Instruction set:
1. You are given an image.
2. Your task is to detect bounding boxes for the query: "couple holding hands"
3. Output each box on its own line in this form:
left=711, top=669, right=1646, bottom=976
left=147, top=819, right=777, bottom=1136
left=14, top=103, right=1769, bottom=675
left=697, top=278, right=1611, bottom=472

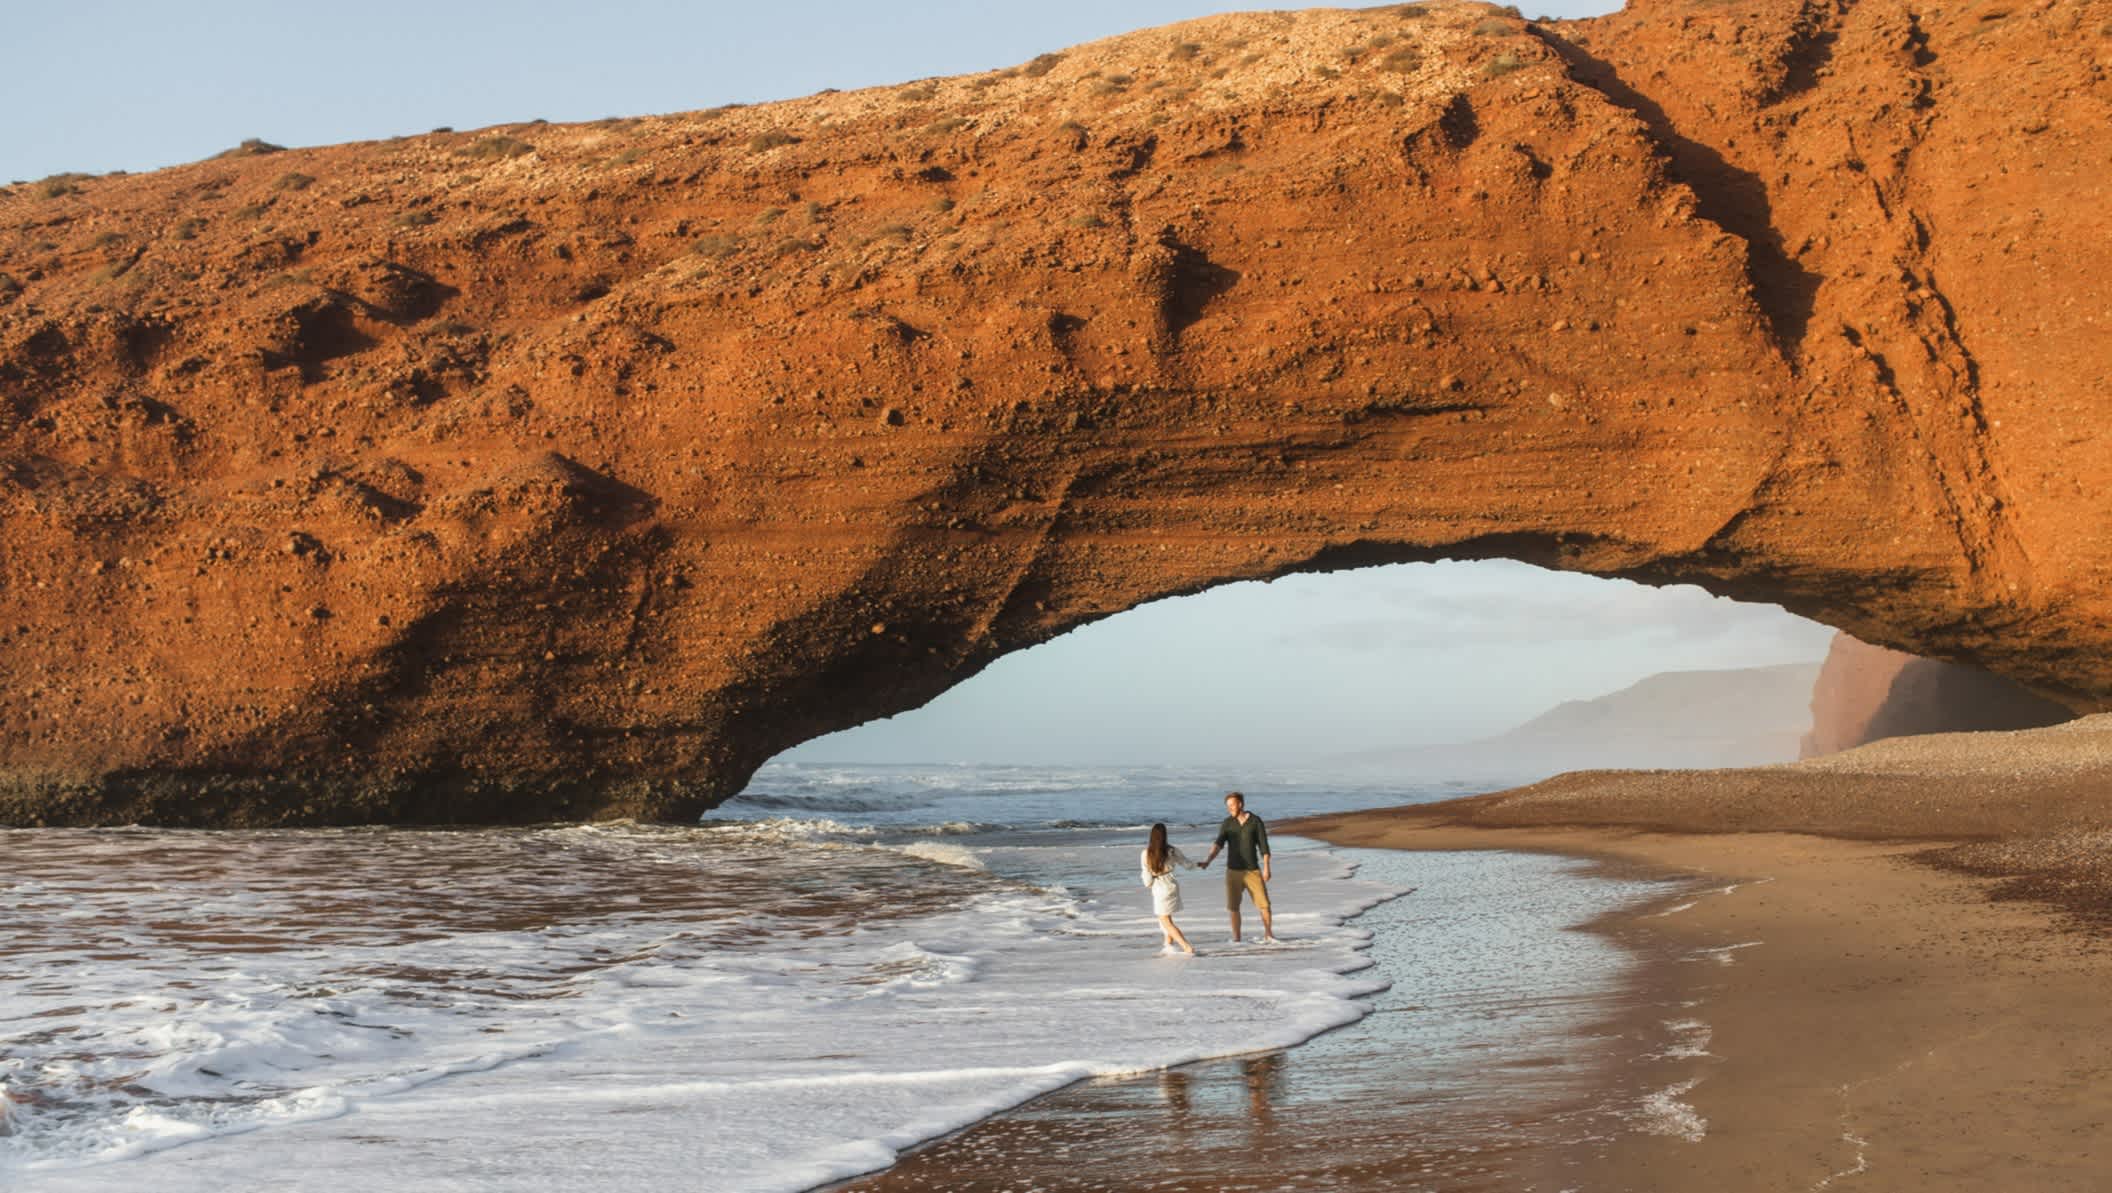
left=1140, top=791, right=1274, bottom=956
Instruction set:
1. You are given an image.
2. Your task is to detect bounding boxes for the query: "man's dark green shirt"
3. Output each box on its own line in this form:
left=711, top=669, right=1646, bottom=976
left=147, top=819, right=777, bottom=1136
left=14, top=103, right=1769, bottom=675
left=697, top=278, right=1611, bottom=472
left=1216, top=814, right=1270, bottom=871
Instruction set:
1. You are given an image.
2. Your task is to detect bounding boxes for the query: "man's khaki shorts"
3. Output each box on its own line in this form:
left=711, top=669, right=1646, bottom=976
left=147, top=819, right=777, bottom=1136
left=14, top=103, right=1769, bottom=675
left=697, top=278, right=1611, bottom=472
left=1225, top=867, right=1270, bottom=912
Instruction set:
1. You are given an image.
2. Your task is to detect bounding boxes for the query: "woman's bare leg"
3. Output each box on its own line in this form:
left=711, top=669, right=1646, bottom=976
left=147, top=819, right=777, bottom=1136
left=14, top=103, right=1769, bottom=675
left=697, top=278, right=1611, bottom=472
left=1161, top=915, right=1195, bottom=955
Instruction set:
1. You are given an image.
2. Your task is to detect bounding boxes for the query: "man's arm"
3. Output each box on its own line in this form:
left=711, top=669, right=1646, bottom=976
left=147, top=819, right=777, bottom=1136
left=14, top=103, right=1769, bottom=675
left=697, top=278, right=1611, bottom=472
left=1203, top=823, right=1226, bottom=868
left=1258, top=819, right=1271, bottom=882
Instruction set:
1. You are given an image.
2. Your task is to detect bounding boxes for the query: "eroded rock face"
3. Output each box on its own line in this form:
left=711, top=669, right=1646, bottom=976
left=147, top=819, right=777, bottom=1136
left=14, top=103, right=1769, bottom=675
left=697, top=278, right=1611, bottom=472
left=2, top=1, right=2106, bottom=825
left=1801, top=633, right=2076, bottom=758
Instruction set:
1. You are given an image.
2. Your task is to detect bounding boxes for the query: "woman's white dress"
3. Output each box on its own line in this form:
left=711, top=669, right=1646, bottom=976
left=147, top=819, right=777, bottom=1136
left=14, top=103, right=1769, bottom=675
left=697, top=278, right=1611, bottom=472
left=1141, top=846, right=1201, bottom=916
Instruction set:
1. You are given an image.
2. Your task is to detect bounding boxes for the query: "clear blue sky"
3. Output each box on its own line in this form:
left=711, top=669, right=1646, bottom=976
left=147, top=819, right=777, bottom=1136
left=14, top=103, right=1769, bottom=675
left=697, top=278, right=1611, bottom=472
left=5, top=1, right=1621, bottom=183
left=15, top=2, right=1822, bottom=769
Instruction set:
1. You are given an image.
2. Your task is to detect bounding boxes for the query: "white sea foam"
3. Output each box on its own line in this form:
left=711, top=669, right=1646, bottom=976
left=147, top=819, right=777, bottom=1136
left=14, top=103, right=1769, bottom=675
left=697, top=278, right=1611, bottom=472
left=1638, top=1078, right=1709, bottom=1143
left=1687, top=941, right=1765, bottom=966
left=1658, top=1018, right=1715, bottom=1059
left=1, top=825, right=1398, bottom=1193
left=895, top=841, right=987, bottom=871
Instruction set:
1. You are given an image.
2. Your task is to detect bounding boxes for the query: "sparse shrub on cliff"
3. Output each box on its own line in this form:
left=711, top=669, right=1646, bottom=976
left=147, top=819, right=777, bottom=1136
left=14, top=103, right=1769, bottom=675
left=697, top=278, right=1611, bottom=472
left=871, top=223, right=915, bottom=244
left=692, top=233, right=743, bottom=259
left=1070, top=213, right=1108, bottom=229
left=91, top=231, right=127, bottom=250
left=274, top=171, right=315, bottom=192
left=930, top=197, right=956, bottom=214
left=171, top=216, right=206, bottom=240
left=0, top=273, right=22, bottom=303
left=1473, top=18, right=1515, bottom=35
left=1170, top=41, right=1203, bottom=61
left=36, top=172, right=92, bottom=199
left=215, top=138, right=285, bottom=159
left=393, top=209, right=438, bottom=228
left=1393, top=3, right=1431, bottom=16
left=773, top=237, right=821, bottom=258
left=1482, top=52, right=1527, bottom=77
left=1314, top=65, right=1341, bottom=80
left=231, top=202, right=270, bottom=221
left=922, top=116, right=971, bottom=136
left=755, top=206, right=786, bottom=226
left=1380, top=46, right=1424, bottom=72
left=1023, top=52, right=1065, bottom=77
left=898, top=83, right=938, bottom=102
left=460, top=136, right=534, bottom=160
left=747, top=130, right=798, bottom=152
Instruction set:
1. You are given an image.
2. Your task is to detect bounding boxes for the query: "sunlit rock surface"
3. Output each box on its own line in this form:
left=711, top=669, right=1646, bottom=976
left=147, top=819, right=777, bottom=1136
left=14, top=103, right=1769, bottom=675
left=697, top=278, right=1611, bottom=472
left=1801, top=633, right=2076, bottom=758
left=2, top=0, right=2106, bottom=824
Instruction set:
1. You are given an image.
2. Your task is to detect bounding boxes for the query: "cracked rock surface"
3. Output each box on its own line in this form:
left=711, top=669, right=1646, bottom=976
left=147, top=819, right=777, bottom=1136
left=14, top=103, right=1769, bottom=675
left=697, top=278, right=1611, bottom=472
left=1, top=0, right=2105, bottom=825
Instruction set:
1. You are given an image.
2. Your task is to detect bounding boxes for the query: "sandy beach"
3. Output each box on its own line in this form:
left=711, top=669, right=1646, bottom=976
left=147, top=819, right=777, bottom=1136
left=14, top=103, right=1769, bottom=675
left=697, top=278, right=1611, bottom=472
left=1286, top=718, right=2112, bottom=1190
left=1294, top=822, right=2111, bottom=1191
left=848, top=718, right=2112, bottom=1191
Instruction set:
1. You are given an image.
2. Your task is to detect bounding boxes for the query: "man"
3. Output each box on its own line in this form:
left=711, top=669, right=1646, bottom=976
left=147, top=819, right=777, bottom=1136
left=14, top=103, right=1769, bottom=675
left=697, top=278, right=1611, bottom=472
left=1201, top=790, right=1274, bottom=943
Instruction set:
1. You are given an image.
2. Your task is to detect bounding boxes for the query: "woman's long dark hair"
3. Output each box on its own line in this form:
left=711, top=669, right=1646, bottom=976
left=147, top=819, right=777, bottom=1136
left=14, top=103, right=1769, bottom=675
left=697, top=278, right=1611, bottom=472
left=1146, top=823, right=1171, bottom=876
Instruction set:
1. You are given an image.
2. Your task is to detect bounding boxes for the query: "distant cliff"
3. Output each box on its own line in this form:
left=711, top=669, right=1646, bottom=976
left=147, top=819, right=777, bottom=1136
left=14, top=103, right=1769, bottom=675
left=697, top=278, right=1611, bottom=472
left=1350, top=662, right=1823, bottom=780
left=1802, top=634, right=2075, bottom=758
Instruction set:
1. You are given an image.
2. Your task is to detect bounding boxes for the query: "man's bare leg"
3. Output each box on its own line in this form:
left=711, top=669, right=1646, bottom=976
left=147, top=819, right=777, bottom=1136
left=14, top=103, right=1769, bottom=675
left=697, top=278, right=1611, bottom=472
left=1260, top=906, right=1275, bottom=942
left=1228, top=907, right=1242, bottom=943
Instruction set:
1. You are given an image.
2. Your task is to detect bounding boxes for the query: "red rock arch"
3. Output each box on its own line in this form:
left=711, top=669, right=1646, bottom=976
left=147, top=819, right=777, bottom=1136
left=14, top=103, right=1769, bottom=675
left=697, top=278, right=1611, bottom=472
left=1, top=1, right=2104, bottom=824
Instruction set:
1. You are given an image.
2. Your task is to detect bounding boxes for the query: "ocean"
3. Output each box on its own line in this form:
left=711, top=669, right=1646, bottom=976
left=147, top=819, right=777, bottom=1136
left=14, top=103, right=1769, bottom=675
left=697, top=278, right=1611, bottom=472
left=0, top=763, right=1685, bottom=1191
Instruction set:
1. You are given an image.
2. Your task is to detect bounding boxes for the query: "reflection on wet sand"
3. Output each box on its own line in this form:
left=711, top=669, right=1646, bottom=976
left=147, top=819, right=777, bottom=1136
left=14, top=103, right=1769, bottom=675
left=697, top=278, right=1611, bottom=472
left=842, top=848, right=1693, bottom=1193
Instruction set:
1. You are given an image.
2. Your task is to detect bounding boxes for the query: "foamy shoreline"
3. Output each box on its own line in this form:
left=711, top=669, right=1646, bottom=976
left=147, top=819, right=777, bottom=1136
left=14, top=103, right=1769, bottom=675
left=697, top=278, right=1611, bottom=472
left=851, top=719, right=2112, bottom=1190
left=837, top=843, right=1702, bottom=1191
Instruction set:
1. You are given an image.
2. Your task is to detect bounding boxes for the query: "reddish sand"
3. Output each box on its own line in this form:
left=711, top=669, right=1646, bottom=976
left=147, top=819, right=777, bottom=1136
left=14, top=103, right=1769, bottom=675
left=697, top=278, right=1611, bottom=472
left=1282, top=824, right=2112, bottom=1191
left=845, top=720, right=2112, bottom=1190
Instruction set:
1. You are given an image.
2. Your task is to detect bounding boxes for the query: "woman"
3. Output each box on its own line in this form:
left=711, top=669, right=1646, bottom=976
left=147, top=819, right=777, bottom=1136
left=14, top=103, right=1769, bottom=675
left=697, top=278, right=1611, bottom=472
left=1140, top=822, right=1203, bottom=956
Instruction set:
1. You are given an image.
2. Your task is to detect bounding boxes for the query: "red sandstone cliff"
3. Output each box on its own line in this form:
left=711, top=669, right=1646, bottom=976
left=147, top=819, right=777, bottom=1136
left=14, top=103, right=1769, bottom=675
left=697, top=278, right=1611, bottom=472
left=1, top=1, right=2106, bottom=825
left=1801, top=632, right=2075, bottom=757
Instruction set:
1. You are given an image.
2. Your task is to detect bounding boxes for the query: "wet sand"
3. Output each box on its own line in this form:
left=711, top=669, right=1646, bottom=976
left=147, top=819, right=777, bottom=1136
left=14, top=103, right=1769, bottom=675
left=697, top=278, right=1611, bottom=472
left=1293, top=822, right=2112, bottom=1191
left=837, top=719, right=2112, bottom=1191
left=1291, top=720, right=2112, bottom=1190
left=838, top=845, right=1702, bottom=1192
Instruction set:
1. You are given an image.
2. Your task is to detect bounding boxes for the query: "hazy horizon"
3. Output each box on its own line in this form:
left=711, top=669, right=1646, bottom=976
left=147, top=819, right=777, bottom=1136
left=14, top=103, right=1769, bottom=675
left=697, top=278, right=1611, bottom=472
left=782, top=560, right=1837, bottom=768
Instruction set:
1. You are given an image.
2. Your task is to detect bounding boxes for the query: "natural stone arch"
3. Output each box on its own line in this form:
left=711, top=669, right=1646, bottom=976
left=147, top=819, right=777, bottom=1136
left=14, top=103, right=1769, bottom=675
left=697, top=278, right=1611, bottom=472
left=1, top=1, right=2104, bottom=825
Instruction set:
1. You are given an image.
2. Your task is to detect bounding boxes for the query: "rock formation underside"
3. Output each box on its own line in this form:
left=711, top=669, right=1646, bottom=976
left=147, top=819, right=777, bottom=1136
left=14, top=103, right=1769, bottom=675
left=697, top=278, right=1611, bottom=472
left=2, top=0, right=2106, bottom=825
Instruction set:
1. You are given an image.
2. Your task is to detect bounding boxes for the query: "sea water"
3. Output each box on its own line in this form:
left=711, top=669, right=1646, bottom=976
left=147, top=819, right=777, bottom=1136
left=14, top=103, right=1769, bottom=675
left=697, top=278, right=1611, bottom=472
left=0, top=763, right=1663, bottom=1192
